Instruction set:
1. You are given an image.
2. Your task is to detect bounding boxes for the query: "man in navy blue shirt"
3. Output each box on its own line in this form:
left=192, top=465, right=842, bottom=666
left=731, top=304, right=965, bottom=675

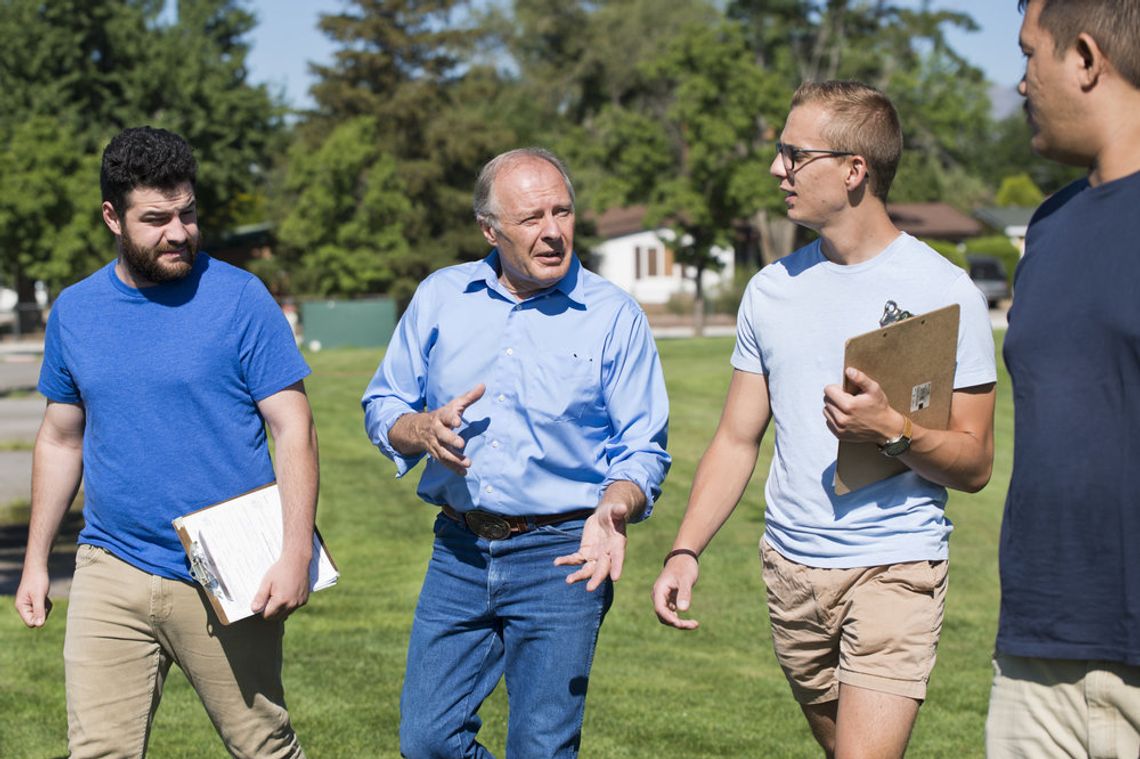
left=987, top=3, right=1140, bottom=756
left=362, top=148, right=670, bottom=758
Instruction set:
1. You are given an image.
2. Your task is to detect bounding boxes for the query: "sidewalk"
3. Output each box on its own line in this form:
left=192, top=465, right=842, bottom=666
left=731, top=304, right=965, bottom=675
left=0, top=344, right=76, bottom=599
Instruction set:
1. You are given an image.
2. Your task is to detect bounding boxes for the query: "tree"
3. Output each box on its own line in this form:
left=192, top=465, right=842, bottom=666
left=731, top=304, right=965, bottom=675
left=982, top=113, right=1085, bottom=196
left=138, top=0, right=286, bottom=236
left=727, top=1, right=996, bottom=248
left=0, top=118, right=104, bottom=331
left=994, top=173, right=1045, bottom=208
left=574, top=20, right=779, bottom=334
left=0, top=0, right=284, bottom=327
left=277, top=0, right=523, bottom=298
left=273, top=118, right=419, bottom=300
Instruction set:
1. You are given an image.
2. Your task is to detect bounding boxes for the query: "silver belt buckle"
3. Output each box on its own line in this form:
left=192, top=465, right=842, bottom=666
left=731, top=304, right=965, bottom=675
left=464, top=510, right=512, bottom=540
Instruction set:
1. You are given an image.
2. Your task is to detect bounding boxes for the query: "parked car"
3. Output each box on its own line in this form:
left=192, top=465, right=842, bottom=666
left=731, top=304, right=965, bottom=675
left=966, top=254, right=1011, bottom=308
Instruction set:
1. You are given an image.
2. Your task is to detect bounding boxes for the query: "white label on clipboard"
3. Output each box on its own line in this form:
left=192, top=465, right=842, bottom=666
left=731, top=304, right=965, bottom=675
left=911, top=382, right=933, bottom=411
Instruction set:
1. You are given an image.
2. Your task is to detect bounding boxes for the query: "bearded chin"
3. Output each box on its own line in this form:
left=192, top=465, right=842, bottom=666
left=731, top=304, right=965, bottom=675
left=120, top=234, right=198, bottom=285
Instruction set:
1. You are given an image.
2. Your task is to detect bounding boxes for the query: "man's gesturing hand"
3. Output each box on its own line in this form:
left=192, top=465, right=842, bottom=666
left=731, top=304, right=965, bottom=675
left=554, top=501, right=630, bottom=592
left=399, top=384, right=486, bottom=475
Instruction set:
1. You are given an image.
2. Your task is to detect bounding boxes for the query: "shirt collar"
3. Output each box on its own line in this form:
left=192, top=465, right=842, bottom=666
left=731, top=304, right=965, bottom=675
left=466, top=250, right=586, bottom=305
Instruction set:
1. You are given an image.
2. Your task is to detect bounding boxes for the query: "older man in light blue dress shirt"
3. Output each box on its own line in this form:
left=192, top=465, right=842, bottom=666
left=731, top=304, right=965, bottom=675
left=362, top=147, right=670, bottom=758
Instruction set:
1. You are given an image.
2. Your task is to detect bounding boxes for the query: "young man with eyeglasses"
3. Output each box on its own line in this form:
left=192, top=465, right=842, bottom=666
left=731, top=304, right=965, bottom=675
left=652, top=80, right=996, bottom=758
left=985, top=2, right=1140, bottom=756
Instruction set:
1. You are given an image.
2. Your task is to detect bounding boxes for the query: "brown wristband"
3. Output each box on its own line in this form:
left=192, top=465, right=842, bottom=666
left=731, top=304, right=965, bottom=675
left=663, top=548, right=699, bottom=567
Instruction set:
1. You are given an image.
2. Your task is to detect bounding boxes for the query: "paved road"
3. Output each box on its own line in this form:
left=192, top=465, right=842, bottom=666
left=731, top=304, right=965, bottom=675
left=0, top=349, right=69, bottom=599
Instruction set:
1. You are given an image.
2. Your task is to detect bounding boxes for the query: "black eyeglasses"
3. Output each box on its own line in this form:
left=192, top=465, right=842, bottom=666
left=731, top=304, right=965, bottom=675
left=775, top=142, right=855, bottom=175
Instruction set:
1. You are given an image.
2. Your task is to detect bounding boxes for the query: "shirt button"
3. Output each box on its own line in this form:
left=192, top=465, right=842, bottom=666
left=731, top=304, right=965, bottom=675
left=497, top=394, right=506, bottom=402
left=505, top=348, right=514, bottom=356
left=491, top=440, right=500, bottom=449
left=485, top=485, right=494, bottom=494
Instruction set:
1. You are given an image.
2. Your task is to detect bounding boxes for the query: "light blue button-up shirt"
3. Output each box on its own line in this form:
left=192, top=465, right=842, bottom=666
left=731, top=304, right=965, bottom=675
left=362, top=251, right=670, bottom=519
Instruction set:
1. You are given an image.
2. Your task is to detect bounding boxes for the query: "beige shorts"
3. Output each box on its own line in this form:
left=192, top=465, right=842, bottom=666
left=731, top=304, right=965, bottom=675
left=760, top=538, right=947, bottom=704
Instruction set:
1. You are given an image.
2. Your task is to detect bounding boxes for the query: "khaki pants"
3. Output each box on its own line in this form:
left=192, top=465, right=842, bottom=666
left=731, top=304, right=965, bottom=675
left=986, top=653, right=1140, bottom=759
left=64, top=544, right=305, bottom=759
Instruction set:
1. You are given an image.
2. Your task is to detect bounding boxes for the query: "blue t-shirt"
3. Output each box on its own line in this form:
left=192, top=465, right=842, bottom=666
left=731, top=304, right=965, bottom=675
left=998, top=170, right=1140, bottom=665
left=732, top=233, right=996, bottom=568
left=38, top=255, right=310, bottom=582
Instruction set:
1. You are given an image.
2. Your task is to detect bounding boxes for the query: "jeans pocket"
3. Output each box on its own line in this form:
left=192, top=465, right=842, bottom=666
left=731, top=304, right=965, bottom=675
left=534, top=521, right=586, bottom=542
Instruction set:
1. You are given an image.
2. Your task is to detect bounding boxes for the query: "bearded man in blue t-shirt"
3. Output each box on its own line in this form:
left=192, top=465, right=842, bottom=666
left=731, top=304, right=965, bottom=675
left=986, top=3, right=1140, bottom=756
left=14, top=127, right=318, bottom=758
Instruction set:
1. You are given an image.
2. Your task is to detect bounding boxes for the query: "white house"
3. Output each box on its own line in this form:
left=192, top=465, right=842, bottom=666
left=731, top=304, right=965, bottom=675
left=589, top=205, right=734, bottom=306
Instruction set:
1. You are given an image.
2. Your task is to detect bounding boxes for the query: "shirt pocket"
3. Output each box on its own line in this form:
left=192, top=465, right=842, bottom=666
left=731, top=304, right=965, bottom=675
left=522, top=349, right=601, bottom=422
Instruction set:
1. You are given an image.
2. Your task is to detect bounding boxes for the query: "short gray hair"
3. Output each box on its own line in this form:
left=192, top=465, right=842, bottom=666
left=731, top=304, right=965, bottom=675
left=473, top=148, right=576, bottom=229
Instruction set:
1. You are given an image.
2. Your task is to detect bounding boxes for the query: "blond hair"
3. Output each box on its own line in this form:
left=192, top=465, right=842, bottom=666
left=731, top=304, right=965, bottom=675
left=790, top=81, right=903, bottom=201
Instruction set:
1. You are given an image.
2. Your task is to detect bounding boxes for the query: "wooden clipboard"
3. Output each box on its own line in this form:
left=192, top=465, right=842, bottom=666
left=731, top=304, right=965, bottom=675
left=833, top=304, right=960, bottom=495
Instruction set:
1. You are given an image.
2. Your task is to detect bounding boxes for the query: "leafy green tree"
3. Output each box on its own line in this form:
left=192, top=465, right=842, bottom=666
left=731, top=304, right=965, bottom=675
left=728, top=1, right=995, bottom=236
left=138, top=0, right=286, bottom=236
left=0, top=0, right=283, bottom=326
left=274, top=118, right=420, bottom=300
left=575, top=21, right=779, bottom=333
left=983, top=114, right=1084, bottom=195
left=280, top=0, right=523, bottom=298
left=0, top=118, right=105, bottom=330
left=994, top=173, right=1045, bottom=208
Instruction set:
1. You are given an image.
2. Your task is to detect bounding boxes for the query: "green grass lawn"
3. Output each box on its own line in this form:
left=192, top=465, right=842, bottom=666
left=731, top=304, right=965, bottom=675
left=0, top=335, right=1011, bottom=758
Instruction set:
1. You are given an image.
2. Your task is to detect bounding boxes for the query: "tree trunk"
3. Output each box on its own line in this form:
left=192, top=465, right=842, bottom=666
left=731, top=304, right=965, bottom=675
left=753, top=209, right=797, bottom=266
left=692, top=264, right=706, bottom=337
left=14, top=273, right=43, bottom=336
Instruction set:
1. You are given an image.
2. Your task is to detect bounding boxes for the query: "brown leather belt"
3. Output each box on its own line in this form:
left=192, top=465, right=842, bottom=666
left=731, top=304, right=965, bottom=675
left=441, top=504, right=594, bottom=541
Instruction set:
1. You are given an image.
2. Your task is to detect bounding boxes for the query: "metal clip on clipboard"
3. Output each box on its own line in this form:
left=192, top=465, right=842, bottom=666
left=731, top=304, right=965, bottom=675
left=188, top=536, right=231, bottom=601
left=879, top=300, right=914, bottom=327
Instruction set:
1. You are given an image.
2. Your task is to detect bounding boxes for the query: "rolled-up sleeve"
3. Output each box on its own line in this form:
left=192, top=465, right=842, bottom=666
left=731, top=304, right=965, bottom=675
left=362, top=292, right=433, bottom=477
left=600, top=307, right=670, bottom=520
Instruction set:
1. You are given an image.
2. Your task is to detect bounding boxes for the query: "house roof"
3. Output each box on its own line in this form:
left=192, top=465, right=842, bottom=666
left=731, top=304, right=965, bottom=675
left=974, top=206, right=1036, bottom=233
left=590, top=205, right=650, bottom=239
left=591, top=201, right=987, bottom=243
left=886, top=202, right=984, bottom=241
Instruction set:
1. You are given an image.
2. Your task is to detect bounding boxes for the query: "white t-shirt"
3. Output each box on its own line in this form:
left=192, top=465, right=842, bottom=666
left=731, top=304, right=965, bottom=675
left=732, top=233, right=996, bottom=568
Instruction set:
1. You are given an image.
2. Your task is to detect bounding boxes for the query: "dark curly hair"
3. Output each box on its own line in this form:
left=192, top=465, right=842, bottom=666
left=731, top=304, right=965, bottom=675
left=100, top=126, right=198, bottom=216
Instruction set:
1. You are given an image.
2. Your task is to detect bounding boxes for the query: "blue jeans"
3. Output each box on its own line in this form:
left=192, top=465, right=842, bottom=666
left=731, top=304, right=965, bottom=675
left=399, top=513, right=613, bottom=758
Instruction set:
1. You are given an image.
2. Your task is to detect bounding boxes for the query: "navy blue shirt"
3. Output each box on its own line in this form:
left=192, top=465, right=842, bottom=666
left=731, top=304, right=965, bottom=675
left=999, top=171, right=1140, bottom=664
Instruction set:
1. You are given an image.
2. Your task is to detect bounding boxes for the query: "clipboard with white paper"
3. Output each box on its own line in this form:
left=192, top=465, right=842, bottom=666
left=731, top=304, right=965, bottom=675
left=833, top=303, right=960, bottom=495
left=172, top=483, right=339, bottom=624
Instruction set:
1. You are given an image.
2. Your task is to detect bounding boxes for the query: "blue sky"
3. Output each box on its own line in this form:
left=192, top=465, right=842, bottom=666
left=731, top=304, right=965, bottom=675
left=244, top=0, right=1027, bottom=112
